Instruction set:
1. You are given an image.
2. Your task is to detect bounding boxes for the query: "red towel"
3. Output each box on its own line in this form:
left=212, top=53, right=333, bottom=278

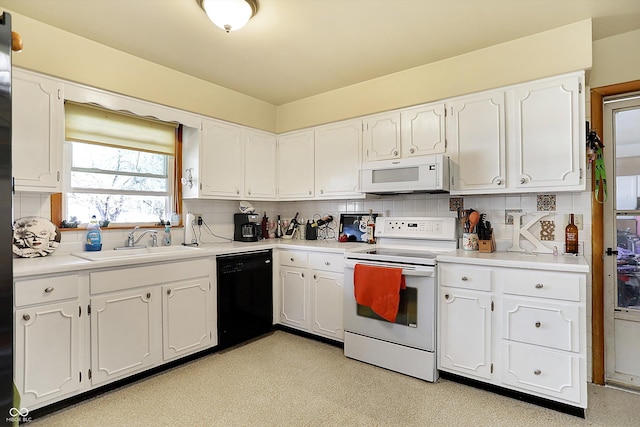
left=354, top=264, right=405, bottom=322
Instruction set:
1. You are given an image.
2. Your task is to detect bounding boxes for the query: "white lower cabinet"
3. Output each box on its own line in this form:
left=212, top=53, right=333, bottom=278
left=438, top=260, right=587, bottom=409
left=90, top=286, right=162, bottom=386
left=14, top=274, right=83, bottom=410
left=278, top=249, right=344, bottom=341
left=14, top=258, right=215, bottom=411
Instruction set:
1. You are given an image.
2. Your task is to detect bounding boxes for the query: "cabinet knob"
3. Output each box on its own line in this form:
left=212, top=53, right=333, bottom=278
left=535, top=321, right=541, bottom=328
left=23, top=314, right=30, bottom=321
left=535, top=283, right=544, bottom=289
left=534, top=369, right=542, bottom=375
left=44, top=286, right=54, bottom=293
left=167, top=289, right=172, bottom=295
left=313, top=274, right=317, bottom=280
left=520, top=177, right=526, bottom=184
left=290, top=257, right=294, bottom=262
left=461, top=276, right=468, bottom=281
left=320, top=189, right=324, bottom=194
left=496, top=179, right=502, bottom=185
left=325, top=261, right=330, bottom=266
left=247, top=190, right=251, bottom=195
left=444, top=294, right=450, bottom=300
left=393, top=150, right=399, bottom=156
left=301, top=273, right=304, bottom=278
left=146, top=292, right=151, bottom=299
left=236, top=189, right=240, bottom=195
left=308, top=190, right=312, bottom=195
left=409, top=147, right=415, bottom=154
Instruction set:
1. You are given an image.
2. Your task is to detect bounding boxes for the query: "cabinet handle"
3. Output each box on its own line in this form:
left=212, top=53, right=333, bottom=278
left=409, top=147, right=415, bottom=154
left=520, top=177, right=526, bottom=184
left=535, top=321, right=541, bottom=328
left=535, top=283, right=544, bottom=289
left=444, top=294, right=450, bottom=300
left=167, top=289, right=172, bottom=295
left=393, top=150, right=399, bottom=156
left=146, top=292, right=151, bottom=299
left=23, top=314, right=30, bottom=321
left=313, top=274, right=317, bottom=280
left=301, top=273, right=304, bottom=278
left=534, top=369, right=542, bottom=375
left=44, top=286, right=54, bottom=293
left=461, top=276, right=468, bottom=281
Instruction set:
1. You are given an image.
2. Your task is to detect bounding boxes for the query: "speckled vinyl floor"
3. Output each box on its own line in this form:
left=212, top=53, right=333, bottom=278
left=32, top=331, right=640, bottom=426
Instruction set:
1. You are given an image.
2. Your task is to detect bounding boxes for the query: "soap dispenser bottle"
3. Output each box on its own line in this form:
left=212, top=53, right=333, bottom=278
left=85, top=215, right=102, bottom=251
left=163, top=221, right=171, bottom=246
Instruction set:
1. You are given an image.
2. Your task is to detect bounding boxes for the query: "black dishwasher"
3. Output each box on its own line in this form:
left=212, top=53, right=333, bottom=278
left=216, top=250, right=273, bottom=348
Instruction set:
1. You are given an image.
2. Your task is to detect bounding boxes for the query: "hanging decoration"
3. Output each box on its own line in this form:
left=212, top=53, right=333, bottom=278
left=587, top=128, right=607, bottom=203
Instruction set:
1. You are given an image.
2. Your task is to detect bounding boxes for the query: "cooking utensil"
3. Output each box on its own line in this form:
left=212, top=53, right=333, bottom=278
left=468, top=211, right=480, bottom=233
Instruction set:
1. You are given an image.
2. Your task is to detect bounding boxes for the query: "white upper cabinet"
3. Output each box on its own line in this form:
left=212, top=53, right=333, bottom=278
left=363, top=112, right=401, bottom=162
left=12, top=68, right=64, bottom=192
left=200, top=119, right=244, bottom=199
left=314, top=120, right=363, bottom=198
left=244, top=129, right=277, bottom=200
left=277, top=130, right=315, bottom=199
left=400, top=103, right=446, bottom=157
left=447, top=90, right=507, bottom=193
left=449, top=71, right=585, bottom=195
left=511, top=74, right=584, bottom=191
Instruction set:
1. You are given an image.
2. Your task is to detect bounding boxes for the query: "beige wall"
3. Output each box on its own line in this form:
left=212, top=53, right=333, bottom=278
left=590, top=29, right=640, bottom=89
left=6, top=9, right=278, bottom=132
left=276, top=19, right=593, bottom=133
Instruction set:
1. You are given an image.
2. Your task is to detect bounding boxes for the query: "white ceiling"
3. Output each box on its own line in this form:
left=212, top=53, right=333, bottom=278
left=1, top=0, right=640, bottom=106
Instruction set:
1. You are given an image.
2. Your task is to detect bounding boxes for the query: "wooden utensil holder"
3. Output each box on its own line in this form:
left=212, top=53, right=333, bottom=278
left=478, top=234, right=496, bottom=253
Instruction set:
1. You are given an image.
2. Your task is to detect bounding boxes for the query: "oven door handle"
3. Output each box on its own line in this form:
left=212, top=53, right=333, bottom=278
left=401, top=269, right=434, bottom=277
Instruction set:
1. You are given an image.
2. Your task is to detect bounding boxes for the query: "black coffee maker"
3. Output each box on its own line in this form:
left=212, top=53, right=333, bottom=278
left=234, top=213, right=261, bottom=242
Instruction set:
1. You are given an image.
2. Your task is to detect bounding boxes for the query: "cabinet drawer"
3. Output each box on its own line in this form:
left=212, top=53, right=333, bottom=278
left=501, top=270, right=582, bottom=301
left=502, top=342, right=581, bottom=404
left=308, top=252, right=344, bottom=273
left=438, top=264, right=492, bottom=291
left=502, top=297, right=579, bottom=352
left=279, top=250, right=308, bottom=267
left=15, top=275, right=79, bottom=306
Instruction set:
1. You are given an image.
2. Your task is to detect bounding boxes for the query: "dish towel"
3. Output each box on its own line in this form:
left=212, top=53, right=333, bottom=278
left=354, top=264, right=405, bottom=322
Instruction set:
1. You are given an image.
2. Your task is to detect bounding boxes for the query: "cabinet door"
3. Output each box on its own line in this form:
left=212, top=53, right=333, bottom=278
left=200, top=119, right=244, bottom=198
left=162, top=279, right=212, bottom=361
left=439, top=286, right=493, bottom=380
left=244, top=129, right=277, bottom=200
left=314, top=120, right=362, bottom=198
left=512, top=74, right=584, bottom=190
left=12, top=69, right=63, bottom=192
left=401, top=103, right=446, bottom=157
left=448, top=91, right=506, bottom=193
left=90, top=287, right=162, bottom=385
left=363, top=112, right=401, bottom=161
left=14, top=300, right=81, bottom=408
left=277, top=130, right=314, bottom=199
left=280, top=266, right=310, bottom=330
left=311, top=270, right=343, bottom=341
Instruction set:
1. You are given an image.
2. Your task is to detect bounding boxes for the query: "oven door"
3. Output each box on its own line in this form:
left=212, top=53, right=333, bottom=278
left=343, top=259, right=436, bottom=351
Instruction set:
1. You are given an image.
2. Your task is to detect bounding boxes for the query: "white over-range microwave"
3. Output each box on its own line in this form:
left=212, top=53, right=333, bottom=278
left=360, top=154, right=450, bottom=194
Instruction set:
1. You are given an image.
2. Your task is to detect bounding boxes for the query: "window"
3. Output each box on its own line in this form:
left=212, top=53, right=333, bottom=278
left=60, top=102, right=179, bottom=227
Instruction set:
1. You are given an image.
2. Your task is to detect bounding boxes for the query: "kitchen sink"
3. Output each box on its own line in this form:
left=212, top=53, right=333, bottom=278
left=72, top=245, right=203, bottom=261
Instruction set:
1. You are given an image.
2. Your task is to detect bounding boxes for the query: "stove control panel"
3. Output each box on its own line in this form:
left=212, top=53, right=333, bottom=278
left=375, top=217, right=457, bottom=240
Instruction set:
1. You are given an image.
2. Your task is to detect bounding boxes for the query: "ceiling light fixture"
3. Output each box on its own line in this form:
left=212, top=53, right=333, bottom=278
left=198, top=0, right=258, bottom=33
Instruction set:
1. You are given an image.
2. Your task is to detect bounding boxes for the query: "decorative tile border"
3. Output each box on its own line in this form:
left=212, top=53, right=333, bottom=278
left=537, top=194, right=556, bottom=211
left=449, top=197, right=464, bottom=211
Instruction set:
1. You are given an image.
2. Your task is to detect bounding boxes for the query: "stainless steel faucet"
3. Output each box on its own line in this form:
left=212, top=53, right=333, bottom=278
left=126, top=226, right=159, bottom=248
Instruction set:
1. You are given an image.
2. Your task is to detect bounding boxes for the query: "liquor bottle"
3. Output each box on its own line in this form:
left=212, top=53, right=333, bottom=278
left=366, top=209, right=376, bottom=244
left=565, top=213, right=579, bottom=254
left=276, top=215, right=283, bottom=238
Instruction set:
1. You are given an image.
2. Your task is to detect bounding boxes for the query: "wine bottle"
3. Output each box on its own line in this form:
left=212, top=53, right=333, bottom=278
left=284, top=212, right=299, bottom=237
left=366, top=209, right=376, bottom=244
left=565, top=213, right=579, bottom=254
left=276, top=215, right=283, bottom=238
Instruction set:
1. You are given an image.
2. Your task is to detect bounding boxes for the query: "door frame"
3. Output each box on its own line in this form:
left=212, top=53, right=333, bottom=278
left=590, top=80, right=640, bottom=384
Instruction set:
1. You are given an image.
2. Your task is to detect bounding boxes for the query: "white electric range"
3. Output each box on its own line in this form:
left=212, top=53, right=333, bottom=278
left=343, top=216, right=458, bottom=382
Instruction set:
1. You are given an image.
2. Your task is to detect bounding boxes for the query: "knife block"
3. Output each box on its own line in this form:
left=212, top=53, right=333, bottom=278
left=478, top=233, right=496, bottom=253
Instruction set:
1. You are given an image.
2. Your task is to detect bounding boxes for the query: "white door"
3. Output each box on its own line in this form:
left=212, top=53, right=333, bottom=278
left=277, top=130, right=315, bottom=199
left=162, top=279, right=212, bottom=361
left=244, top=129, right=277, bottom=199
left=363, top=112, right=401, bottom=162
left=90, top=287, right=162, bottom=385
left=280, top=266, right=309, bottom=330
left=311, top=270, right=343, bottom=340
left=400, top=103, right=446, bottom=157
left=603, top=94, right=640, bottom=388
left=200, top=119, right=244, bottom=198
left=314, top=120, right=362, bottom=198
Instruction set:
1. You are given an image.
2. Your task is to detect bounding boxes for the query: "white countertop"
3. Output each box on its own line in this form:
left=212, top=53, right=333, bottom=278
left=437, top=249, right=590, bottom=273
left=13, top=239, right=365, bottom=278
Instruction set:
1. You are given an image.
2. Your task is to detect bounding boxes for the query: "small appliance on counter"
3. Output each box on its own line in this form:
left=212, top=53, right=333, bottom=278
left=234, top=213, right=260, bottom=242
